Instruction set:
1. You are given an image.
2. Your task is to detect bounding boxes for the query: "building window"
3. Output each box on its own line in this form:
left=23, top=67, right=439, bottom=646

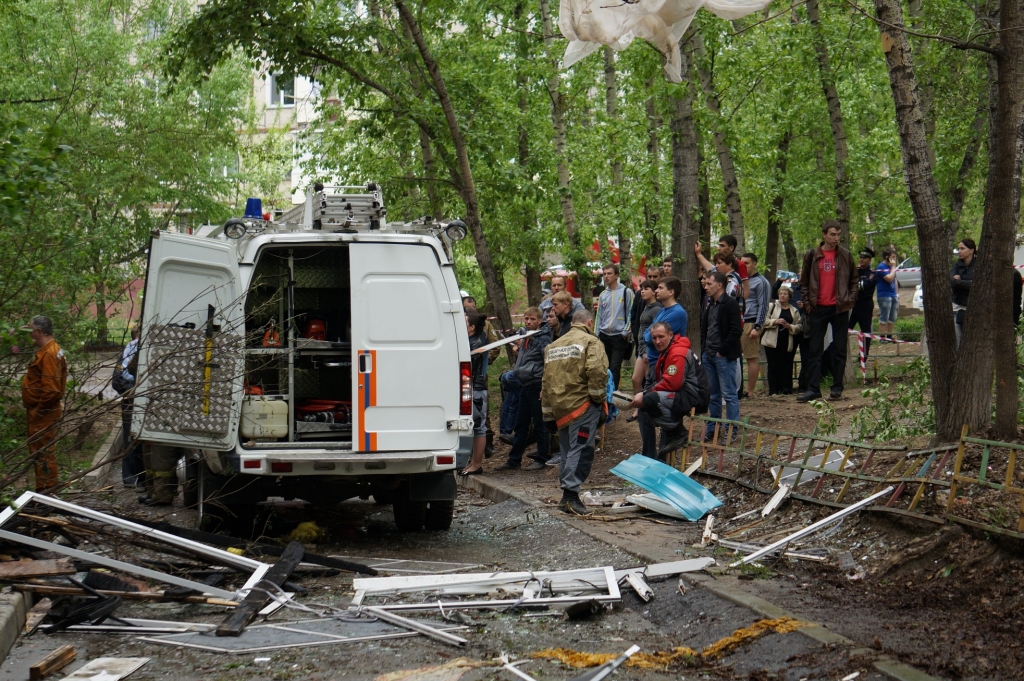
left=268, top=74, right=295, bottom=107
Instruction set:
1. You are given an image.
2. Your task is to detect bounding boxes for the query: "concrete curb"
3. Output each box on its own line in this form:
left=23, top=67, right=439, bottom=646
left=84, top=422, right=122, bottom=488
left=0, top=591, right=32, bottom=664
left=458, top=474, right=942, bottom=681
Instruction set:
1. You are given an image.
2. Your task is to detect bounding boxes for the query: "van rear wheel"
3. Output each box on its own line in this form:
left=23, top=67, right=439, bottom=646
left=392, top=491, right=426, bottom=532
left=424, top=500, right=454, bottom=531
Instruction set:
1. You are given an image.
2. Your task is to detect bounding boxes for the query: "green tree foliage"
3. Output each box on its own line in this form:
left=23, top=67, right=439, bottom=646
left=0, top=121, right=71, bottom=337
left=0, top=0, right=251, bottom=344
left=167, top=0, right=993, bottom=309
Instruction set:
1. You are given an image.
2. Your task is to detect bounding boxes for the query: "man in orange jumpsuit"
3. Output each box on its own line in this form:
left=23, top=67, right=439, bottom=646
left=21, top=316, right=68, bottom=490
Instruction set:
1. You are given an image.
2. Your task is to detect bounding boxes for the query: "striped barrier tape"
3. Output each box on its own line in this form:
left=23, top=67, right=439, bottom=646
left=894, top=264, right=1024, bottom=274
left=848, top=330, right=921, bottom=382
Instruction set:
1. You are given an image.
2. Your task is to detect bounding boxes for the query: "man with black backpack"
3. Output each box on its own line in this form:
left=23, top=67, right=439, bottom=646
left=113, top=325, right=144, bottom=488
left=631, top=322, right=708, bottom=460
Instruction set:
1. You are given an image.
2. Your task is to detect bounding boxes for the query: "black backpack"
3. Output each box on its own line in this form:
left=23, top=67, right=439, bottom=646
left=112, top=342, right=138, bottom=395
left=111, top=365, right=133, bottom=395
left=672, top=349, right=711, bottom=417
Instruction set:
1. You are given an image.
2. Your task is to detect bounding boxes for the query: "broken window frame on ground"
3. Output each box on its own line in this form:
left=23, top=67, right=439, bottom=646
left=351, top=566, right=622, bottom=610
left=0, top=491, right=270, bottom=600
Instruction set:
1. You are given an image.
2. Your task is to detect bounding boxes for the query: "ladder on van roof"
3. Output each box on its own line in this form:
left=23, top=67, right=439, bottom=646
left=313, top=183, right=387, bottom=231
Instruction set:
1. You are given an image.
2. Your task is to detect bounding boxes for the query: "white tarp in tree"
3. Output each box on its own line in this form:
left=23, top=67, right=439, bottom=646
left=559, top=0, right=774, bottom=82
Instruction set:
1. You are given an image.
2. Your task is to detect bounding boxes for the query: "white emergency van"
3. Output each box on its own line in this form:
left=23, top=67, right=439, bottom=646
left=132, top=184, right=474, bottom=532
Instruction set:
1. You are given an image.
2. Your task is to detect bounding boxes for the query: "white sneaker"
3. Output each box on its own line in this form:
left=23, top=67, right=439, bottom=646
left=546, top=457, right=563, bottom=467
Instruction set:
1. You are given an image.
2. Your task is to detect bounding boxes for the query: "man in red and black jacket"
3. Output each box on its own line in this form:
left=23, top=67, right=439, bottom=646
left=797, top=220, right=858, bottom=402
left=631, top=322, right=691, bottom=461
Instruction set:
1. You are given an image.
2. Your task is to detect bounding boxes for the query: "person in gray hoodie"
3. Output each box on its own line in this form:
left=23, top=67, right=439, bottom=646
left=496, top=307, right=554, bottom=471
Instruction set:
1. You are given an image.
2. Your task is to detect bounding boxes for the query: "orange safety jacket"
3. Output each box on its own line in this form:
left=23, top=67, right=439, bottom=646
left=22, top=339, right=68, bottom=418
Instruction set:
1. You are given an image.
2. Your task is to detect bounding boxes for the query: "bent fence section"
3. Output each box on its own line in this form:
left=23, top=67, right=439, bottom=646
left=671, top=418, right=1024, bottom=540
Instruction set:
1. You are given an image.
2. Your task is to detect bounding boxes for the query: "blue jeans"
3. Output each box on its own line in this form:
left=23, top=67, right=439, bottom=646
left=703, top=352, right=739, bottom=434
left=499, top=371, right=521, bottom=435
left=877, top=296, right=898, bottom=324
left=506, top=385, right=548, bottom=466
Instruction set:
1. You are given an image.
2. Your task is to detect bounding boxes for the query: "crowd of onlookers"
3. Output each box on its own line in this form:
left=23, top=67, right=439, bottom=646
left=459, top=221, right=1023, bottom=515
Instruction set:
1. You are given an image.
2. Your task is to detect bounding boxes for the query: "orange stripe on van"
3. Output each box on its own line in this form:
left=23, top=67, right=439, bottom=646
left=357, top=350, right=377, bottom=452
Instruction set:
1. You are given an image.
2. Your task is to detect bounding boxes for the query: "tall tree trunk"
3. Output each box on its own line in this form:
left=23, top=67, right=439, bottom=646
left=515, top=1, right=542, bottom=306
left=669, top=43, right=702, bottom=349
left=873, top=0, right=957, bottom=435
left=644, top=85, right=662, bottom=260
left=604, top=48, right=630, bottom=279
left=780, top=222, right=800, bottom=272
left=395, top=0, right=511, bottom=332
left=945, top=86, right=988, bottom=243
left=394, top=12, right=439, bottom=219
left=965, top=0, right=1024, bottom=439
left=94, top=278, right=108, bottom=344
left=807, top=0, right=851, bottom=244
left=690, top=30, right=744, bottom=250
left=765, top=131, right=792, bottom=278
left=540, top=0, right=585, bottom=305
left=907, top=0, right=938, bottom=169
left=416, top=132, right=441, bottom=220
left=698, top=139, right=712, bottom=247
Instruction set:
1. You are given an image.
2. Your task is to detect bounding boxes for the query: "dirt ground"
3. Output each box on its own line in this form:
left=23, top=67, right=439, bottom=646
left=483, top=387, right=1024, bottom=680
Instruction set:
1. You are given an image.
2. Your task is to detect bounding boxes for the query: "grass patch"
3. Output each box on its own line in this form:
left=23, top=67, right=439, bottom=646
left=739, top=562, right=773, bottom=579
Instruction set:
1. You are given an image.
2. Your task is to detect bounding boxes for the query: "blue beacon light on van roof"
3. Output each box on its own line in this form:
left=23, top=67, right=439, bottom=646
left=243, top=197, right=264, bottom=220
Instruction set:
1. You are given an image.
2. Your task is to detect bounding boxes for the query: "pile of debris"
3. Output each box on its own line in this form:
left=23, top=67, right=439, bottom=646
left=0, top=491, right=732, bottom=680
left=564, top=452, right=903, bottom=576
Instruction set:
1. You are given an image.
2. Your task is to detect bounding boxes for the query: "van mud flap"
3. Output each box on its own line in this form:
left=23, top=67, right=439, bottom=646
left=456, top=435, right=472, bottom=469
left=408, top=471, right=456, bottom=502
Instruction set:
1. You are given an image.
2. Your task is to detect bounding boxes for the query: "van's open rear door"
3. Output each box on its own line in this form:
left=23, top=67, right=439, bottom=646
left=349, top=242, right=460, bottom=453
left=133, top=232, right=245, bottom=450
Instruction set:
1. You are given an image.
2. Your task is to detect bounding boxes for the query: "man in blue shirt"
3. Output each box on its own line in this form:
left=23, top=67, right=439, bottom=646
left=875, top=249, right=899, bottom=342
left=643, top=276, right=689, bottom=371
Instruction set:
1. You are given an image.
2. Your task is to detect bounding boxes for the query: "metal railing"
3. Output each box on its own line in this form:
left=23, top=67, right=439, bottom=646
left=667, top=416, right=1022, bottom=539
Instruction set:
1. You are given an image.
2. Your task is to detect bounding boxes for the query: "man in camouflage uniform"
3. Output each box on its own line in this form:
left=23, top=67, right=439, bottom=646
left=541, top=309, right=609, bottom=515
left=139, top=444, right=182, bottom=507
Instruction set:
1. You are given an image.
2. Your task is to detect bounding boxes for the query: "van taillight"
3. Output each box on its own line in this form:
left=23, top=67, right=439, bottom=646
left=460, top=362, right=472, bottom=415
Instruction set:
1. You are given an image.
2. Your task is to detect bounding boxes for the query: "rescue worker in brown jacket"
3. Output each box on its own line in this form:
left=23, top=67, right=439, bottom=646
left=21, top=315, right=68, bottom=490
left=797, top=220, right=859, bottom=402
left=541, top=309, right=609, bottom=515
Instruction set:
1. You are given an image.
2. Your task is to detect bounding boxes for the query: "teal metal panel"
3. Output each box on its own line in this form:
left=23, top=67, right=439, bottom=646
left=610, top=455, right=722, bottom=521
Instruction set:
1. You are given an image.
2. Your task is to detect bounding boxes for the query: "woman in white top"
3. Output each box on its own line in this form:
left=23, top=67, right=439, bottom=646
left=760, top=286, right=803, bottom=395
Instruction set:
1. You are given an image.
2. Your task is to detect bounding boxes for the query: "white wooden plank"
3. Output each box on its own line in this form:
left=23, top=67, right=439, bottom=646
left=63, top=657, right=148, bottom=681
left=643, top=557, right=715, bottom=578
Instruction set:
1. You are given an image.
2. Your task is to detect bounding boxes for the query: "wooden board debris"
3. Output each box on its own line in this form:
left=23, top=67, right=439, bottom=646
left=62, top=657, right=148, bottom=681
left=0, top=559, right=75, bottom=579
left=29, top=645, right=75, bottom=679
left=216, top=541, right=304, bottom=637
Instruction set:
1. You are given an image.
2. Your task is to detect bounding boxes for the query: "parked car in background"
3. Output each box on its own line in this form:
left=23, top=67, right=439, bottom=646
left=913, top=284, right=924, bottom=310
left=896, top=257, right=921, bottom=287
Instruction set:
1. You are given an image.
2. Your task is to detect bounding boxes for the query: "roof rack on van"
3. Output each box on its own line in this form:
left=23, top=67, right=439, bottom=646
left=312, top=182, right=386, bottom=231
left=195, top=183, right=467, bottom=247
